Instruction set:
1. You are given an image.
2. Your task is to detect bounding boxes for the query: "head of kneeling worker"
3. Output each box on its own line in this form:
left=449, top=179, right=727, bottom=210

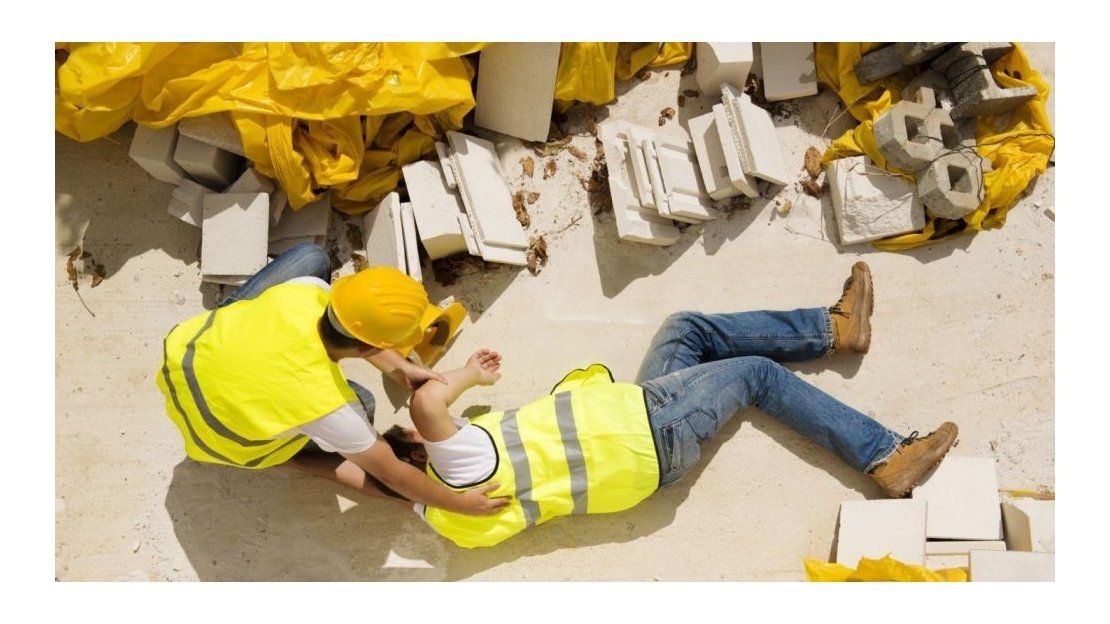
left=321, top=266, right=428, bottom=359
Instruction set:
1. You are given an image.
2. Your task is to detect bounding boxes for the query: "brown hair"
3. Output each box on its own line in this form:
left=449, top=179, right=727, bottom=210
left=382, top=424, right=423, bottom=463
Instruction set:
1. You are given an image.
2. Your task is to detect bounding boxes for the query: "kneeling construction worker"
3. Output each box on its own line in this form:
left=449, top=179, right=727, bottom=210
left=155, top=243, right=507, bottom=516
left=387, top=262, right=958, bottom=547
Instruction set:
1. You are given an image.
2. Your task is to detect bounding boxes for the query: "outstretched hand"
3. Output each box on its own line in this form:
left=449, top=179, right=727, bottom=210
left=467, top=349, right=502, bottom=386
left=456, top=482, right=511, bottom=515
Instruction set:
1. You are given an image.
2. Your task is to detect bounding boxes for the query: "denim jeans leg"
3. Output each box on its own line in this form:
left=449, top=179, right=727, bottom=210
left=219, top=242, right=332, bottom=307
left=641, top=355, right=901, bottom=485
left=636, top=309, right=833, bottom=383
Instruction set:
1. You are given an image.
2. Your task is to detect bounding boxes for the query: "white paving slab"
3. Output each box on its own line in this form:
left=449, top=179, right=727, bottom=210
left=400, top=202, right=422, bottom=282
left=363, top=193, right=406, bottom=272
left=173, top=135, right=243, bottom=189
left=269, top=197, right=331, bottom=242
left=434, top=142, right=458, bottom=190
left=653, top=132, right=718, bottom=222
left=178, top=113, right=246, bottom=157
left=759, top=43, right=818, bottom=102
left=447, top=131, right=529, bottom=250
left=689, top=111, right=740, bottom=201
left=696, top=42, right=754, bottom=93
left=458, top=213, right=481, bottom=256
left=969, top=551, right=1054, bottom=582
left=200, top=193, right=268, bottom=278
left=827, top=156, right=926, bottom=245
left=835, top=499, right=927, bottom=566
left=167, top=178, right=217, bottom=227
left=926, top=540, right=1006, bottom=555
left=475, top=43, right=561, bottom=142
left=712, top=104, right=759, bottom=198
left=721, top=85, right=788, bottom=185
left=913, top=456, right=1004, bottom=540
left=129, top=124, right=188, bottom=185
left=597, top=122, right=680, bottom=246
left=925, top=554, right=968, bottom=569
left=402, top=161, right=468, bottom=260
left=1001, top=499, right=1055, bottom=553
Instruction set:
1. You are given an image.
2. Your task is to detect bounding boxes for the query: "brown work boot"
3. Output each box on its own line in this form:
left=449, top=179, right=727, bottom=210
left=830, top=261, right=873, bottom=354
left=869, top=422, right=959, bottom=498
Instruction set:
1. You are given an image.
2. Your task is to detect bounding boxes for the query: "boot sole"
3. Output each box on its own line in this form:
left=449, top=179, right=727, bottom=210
left=848, top=264, right=873, bottom=354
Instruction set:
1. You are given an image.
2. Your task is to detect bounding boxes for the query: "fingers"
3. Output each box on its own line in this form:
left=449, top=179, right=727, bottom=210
left=488, top=496, right=510, bottom=511
left=475, top=482, right=500, bottom=495
left=431, top=372, right=448, bottom=384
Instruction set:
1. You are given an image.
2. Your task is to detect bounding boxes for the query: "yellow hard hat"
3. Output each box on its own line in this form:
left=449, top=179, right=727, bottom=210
left=327, top=266, right=429, bottom=349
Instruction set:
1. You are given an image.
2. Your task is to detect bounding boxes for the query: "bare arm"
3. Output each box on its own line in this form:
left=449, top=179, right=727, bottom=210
left=367, top=349, right=447, bottom=391
left=410, top=350, right=502, bottom=443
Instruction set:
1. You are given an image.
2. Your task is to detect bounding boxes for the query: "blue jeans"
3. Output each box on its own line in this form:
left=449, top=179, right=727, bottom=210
left=636, top=310, right=903, bottom=487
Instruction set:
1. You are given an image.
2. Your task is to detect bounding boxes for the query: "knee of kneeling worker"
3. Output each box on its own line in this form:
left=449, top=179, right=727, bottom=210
left=662, top=310, right=700, bottom=331
left=291, top=242, right=331, bottom=281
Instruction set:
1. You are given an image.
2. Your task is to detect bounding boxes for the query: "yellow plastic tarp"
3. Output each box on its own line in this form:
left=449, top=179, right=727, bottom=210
left=815, top=43, right=1054, bottom=250
left=554, top=42, right=692, bottom=108
left=805, top=556, right=968, bottom=582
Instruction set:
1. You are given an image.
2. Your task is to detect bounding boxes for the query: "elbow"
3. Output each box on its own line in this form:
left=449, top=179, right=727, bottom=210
left=411, top=383, right=445, bottom=417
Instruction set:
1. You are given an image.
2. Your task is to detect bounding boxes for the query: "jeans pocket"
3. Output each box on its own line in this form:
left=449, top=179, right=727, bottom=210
left=661, top=419, right=700, bottom=483
left=684, top=409, right=719, bottom=443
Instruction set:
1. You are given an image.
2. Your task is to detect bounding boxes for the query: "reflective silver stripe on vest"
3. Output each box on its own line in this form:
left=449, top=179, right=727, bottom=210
left=181, top=311, right=268, bottom=447
left=499, top=409, right=541, bottom=527
left=554, top=391, right=589, bottom=514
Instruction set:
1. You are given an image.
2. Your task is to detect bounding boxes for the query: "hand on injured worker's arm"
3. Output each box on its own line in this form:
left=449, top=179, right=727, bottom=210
left=366, top=349, right=448, bottom=391
left=410, top=349, right=502, bottom=443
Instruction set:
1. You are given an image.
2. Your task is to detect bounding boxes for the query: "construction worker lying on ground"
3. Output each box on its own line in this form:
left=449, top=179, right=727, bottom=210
left=381, top=262, right=959, bottom=548
left=156, top=243, right=508, bottom=517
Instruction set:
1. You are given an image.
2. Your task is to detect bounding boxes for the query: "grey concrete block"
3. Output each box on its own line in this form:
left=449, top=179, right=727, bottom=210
left=930, top=42, right=1037, bottom=120
left=874, top=88, right=942, bottom=173
left=853, top=45, right=904, bottom=84
left=932, top=42, right=1015, bottom=74
left=269, top=197, right=331, bottom=242
left=129, top=124, right=189, bottom=185
left=226, top=168, right=285, bottom=227
left=201, top=193, right=269, bottom=277
left=173, top=135, right=244, bottom=188
left=917, top=150, right=986, bottom=220
left=903, top=70, right=955, bottom=111
left=896, top=42, right=953, bottom=65
left=178, top=113, right=246, bottom=157
left=167, top=178, right=217, bottom=227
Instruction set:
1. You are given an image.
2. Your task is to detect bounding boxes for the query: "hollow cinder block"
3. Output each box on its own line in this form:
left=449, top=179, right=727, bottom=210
left=931, top=42, right=1038, bottom=120
left=917, top=151, right=987, bottom=220
left=854, top=44, right=904, bottom=84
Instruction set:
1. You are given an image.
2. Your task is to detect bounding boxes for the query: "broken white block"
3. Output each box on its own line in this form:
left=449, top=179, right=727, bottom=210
left=720, top=85, right=788, bottom=185
left=201, top=193, right=268, bottom=278
left=912, top=456, right=1003, bottom=541
left=925, top=554, right=968, bottom=569
left=827, top=156, right=926, bottom=245
left=712, top=104, right=759, bottom=198
left=363, top=193, right=406, bottom=272
left=759, top=43, right=818, bottom=102
left=689, top=111, right=740, bottom=201
left=597, top=122, right=680, bottom=246
left=926, top=540, right=1006, bottom=555
left=652, top=132, right=718, bottom=222
left=270, top=197, right=331, bottom=242
left=835, top=499, right=927, bottom=566
left=696, top=42, right=754, bottom=94
left=178, top=113, right=246, bottom=157
left=1001, top=499, right=1055, bottom=553
left=129, top=124, right=188, bottom=185
left=268, top=236, right=317, bottom=257
left=969, top=550, right=1054, bottom=582
left=173, top=135, right=243, bottom=189
left=167, top=179, right=217, bottom=227
left=458, top=213, right=481, bottom=256
left=401, top=161, right=468, bottom=260
left=475, top=42, right=561, bottom=143
left=434, top=142, right=458, bottom=190
left=446, top=131, right=529, bottom=265
left=400, top=202, right=422, bottom=283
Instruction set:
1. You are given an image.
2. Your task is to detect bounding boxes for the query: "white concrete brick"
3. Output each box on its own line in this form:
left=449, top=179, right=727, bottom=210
left=225, top=168, right=285, bottom=226
left=400, top=202, right=422, bottom=283
left=912, top=456, right=1004, bottom=540
left=203, top=274, right=250, bottom=286
left=458, top=213, right=481, bottom=256
left=129, top=124, right=188, bottom=185
left=712, top=104, right=759, bottom=198
left=173, top=135, right=243, bottom=189
left=475, top=43, right=561, bottom=142
left=925, top=554, right=968, bottom=569
left=434, top=142, right=458, bottom=190
left=178, top=113, right=246, bottom=157
left=721, top=85, right=788, bottom=185
left=269, top=197, right=331, bottom=242
left=652, top=133, right=718, bottom=222
left=268, top=236, right=317, bottom=257
left=1001, top=499, right=1055, bottom=553
left=836, top=499, right=927, bottom=566
left=627, top=130, right=658, bottom=209
left=201, top=193, right=268, bottom=277
left=401, top=161, right=468, bottom=260
left=759, top=43, right=818, bottom=102
left=926, top=540, right=1006, bottom=555
left=167, top=179, right=217, bottom=227
left=362, top=193, right=406, bottom=272
left=696, top=42, right=754, bottom=93
left=446, top=131, right=529, bottom=250
left=827, top=156, right=926, bottom=245
left=689, top=111, right=740, bottom=201
left=597, top=122, right=680, bottom=246
left=969, top=551, right=1054, bottom=582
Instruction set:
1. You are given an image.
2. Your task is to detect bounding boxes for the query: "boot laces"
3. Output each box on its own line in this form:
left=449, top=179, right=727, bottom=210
left=899, top=431, right=920, bottom=447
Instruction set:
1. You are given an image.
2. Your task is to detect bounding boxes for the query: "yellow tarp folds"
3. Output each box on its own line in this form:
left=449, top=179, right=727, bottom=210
left=815, top=43, right=1054, bottom=250
left=805, top=556, right=968, bottom=582
left=56, top=42, right=691, bottom=215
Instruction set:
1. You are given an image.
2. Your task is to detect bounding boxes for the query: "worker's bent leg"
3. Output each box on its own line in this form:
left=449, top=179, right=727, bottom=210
left=640, top=356, right=901, bottom=486
left=635, top=309, right=832, bottom=383
left=219, top=242, right=331, bottom=307
left=347, top=379, right=376, bottom=424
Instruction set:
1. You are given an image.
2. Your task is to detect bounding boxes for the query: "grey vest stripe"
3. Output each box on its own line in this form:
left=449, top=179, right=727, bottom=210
left=244, top=433, right=308, bottom=467
left=554, top=391, right=589, bottom=514
left=181, top=311, right=268, bottom=447
left=161, top=339, right=237, bottom=465
left=499, top=409, right=541, bottom=527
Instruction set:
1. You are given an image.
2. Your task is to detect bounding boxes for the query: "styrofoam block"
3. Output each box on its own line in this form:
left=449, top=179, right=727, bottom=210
left=268, top=236, right=317, bottom=257
left=689, top=111, right=740, bottom=201
left=201, top=193, right=268, bottom=277
left=400, top=202, right=422, bottom=282
left=926, top=540, right=1006, bottom=555
left=434, top=142, right=458, bottom=190
left=447, top=131, right=529, bottom=250
left=167, top=179, right=217, bottom=227
left=652, top=133, right=718, bottom=222
left=362, top=193, right=406, bottom=272
left=475, top=43, right=560, bottom=142
left=270, top=197, right=331, bottom=242
left=835, top=499, right=927, bottom=566
left=925, top=554, right=968, bottom=569
left=912, top=456, right=1003, bottom=540
left=760, top=43, right=818, bottom=102
left=696, top=42, right=754, bottom=94
left=721, top=85, right=788, bottom=185
left=401, top=161, right=468, bottom=260
left=712, top=104, right=759, bottom=198
left=969, top=551, right=1053, bottom=582
left=827, top=156, right=926, bottom=245
left=458, top=213, right=481, bottom=256
left=596, top=122, right=680, bottom=246
left=178, top=113, right=246, bottom=157
left=129, top=124, right=188, bottom=185
left=1001, top=499, right=1054, bottom=553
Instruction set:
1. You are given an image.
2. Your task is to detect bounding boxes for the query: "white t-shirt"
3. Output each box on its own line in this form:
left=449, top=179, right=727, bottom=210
left=277, top=277, right=378, bottom=454
left=413, top=417, right=499, bottom=518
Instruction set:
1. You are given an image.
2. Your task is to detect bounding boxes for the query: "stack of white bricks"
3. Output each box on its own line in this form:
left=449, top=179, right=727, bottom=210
left=831, top=455, right=1054, bottom=581
left=363, top=193, right=421, bottom=281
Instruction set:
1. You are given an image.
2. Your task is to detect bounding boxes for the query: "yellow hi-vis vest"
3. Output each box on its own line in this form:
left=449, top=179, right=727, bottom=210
left=423, top=364, right=660, bottom=548
left=155, top=282, right=358, bottom=469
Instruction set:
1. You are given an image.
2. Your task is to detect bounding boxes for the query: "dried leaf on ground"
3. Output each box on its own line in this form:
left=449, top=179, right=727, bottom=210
left=721, top=195, right=754, bottom=217
left=533, top=136, right=571, bottom=157
left=431, top=255, right=494, bottom=287
left=677, top=95, right=686, bottom=107
left=512, top=191, right=531, bottom=227
left=526, top=192, right=540, bottom=205
left=88, top=258, right=106, bottom=288
left=681, top=56, right=697, bottom=76
left=778, top=200, right=793, bottom=216
left=636, top=68, right=651, bottom=81
left=660, top=107, right=675, bottom=119
left=800, top=178, right=825, bottom=197
left=543, top=159, right=557, bottom=179
left=526, top=236, right=548, bottom=276
left=744, top=73, right=767, bottom=107
left=66, top=246, right=80, bottom=291
left=683, top=89, right=701, bottom=98
left=521, top=157, right=535, bottom=178
left=803, top=147, right=823, bottom=179
left=586, top=113, right=598, bottom=137
left=547, top=121, right=569, bottom=143
left=567, top=145, right=588, bottom=161
left=351, top=252, right=369, bottom=272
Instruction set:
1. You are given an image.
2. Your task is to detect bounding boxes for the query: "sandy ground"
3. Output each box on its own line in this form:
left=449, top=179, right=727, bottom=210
left=54, top=43, right=1054, bottom=581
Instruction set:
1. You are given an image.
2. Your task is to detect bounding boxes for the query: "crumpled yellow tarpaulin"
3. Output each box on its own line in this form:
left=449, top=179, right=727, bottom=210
left=56, top=42, right=690, bottom=215
left=815, top=43, right=1054, bottom=250
left=805, top=556, right=968, bottom=582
